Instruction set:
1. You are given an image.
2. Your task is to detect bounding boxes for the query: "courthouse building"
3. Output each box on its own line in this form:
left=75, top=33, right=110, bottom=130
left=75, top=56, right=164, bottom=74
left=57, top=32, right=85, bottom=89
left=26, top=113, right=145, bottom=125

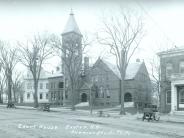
left=23, top=11, right=152, bottom=108
left=80, top=58, right=152, bottom=108
left=52, top=11, right=152, bottom=107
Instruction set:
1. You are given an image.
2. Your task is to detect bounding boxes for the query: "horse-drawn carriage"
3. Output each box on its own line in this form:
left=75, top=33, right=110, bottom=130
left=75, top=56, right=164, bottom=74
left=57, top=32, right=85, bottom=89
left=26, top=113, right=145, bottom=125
left=142, top=105, right=160, bottom=121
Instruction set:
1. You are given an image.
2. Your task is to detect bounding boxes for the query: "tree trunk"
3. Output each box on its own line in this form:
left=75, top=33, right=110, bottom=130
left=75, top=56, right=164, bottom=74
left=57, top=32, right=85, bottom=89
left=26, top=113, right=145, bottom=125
left=90, top=88, right=93, bottom=115
left=13, top=89, right=16, bottom=103
left=120, top=79, right=126, bottom=115
left=8, top=76, right=12, bottom=104
left=71, top=85, right=75, bottom=111
left=0, top=93, right=2, bottom=103
left=1, top=90, right=3, bottom=104
left=33, top=80, right=39, bottom=108
left=120, top=50, right=126, bottom=115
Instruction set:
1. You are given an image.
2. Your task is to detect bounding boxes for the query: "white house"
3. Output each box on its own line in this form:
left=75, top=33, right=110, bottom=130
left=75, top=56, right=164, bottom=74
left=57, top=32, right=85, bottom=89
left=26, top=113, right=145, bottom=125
left=23, top=69, right=51, bottom=103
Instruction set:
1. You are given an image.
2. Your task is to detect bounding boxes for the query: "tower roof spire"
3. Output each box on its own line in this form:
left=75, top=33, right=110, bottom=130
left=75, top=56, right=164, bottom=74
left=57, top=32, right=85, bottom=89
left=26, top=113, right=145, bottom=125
left=70, top=8, right=74, bottom=15
left=62, top=10, right=81, bottom=35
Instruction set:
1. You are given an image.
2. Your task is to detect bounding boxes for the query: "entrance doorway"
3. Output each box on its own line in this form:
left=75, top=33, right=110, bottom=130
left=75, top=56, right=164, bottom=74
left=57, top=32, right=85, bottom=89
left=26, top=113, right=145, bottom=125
left=124, top=93, right=132, bottom=102
left=177, top=86, right=184, bottom=111
left=81, top=93, right=87, bottom=102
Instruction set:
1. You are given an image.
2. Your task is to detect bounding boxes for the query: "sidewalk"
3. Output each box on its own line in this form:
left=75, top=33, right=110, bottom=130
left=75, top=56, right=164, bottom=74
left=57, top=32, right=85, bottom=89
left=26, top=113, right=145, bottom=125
left=0, top=104, right=92, bottom=114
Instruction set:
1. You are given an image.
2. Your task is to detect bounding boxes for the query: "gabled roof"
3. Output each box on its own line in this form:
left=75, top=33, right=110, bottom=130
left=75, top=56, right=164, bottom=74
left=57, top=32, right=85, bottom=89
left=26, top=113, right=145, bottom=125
left=95, top=58, right=142, bottom=80
left=24, top=68, right=52, bottom=80
left=62, top=11, right=81, bottom=35
left=157, top=47, right=184, bottom=58
left=125, top=62, right=142, bottom=80
left=48, top=73, right=63, bottom=79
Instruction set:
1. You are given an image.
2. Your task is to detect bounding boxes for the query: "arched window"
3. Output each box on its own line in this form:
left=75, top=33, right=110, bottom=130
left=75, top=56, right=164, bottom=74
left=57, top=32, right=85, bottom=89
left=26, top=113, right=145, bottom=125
left=81, top=93, right=87, bottom=102
left=99, top=86, right=104, bottom=98
left=166, top=63, right=173, bottom=77
left=106, top=89, right=110, bottom=98
left=27, top=93, right=30, bottom=99
left=166, top=90, right=171, bottom=104
left=124, top=93, right=132, bottom=102
left=179, top=61, right=184, bottom=73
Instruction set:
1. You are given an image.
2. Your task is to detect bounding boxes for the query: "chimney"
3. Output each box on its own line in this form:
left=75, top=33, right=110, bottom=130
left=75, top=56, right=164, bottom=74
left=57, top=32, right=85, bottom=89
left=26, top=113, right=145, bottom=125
left=84, top=57, right=89, bottom=70
left=56, top=66, right=60, bottom=72
left=136, top=58, right=140, bottom=62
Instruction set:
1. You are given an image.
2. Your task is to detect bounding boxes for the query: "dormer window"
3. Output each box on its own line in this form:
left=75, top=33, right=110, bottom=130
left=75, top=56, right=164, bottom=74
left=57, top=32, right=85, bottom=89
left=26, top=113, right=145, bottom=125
left=166, top=63, right=173, bottom=78
left=179, top=61, right=184, bottom=73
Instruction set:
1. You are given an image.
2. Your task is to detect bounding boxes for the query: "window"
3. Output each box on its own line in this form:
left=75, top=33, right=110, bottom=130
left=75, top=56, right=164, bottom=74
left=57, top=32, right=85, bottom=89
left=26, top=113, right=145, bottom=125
left=106, top=88, right=110, bottom=98
left=50, top=82, right=53, bottom=89
left=59, top=82, right=64, bottom=88
left=106, top=102, right=110, bottom=105
left=99, top=87, right=104, bottom=98
left=65, top=91, right=68, bottom=99
left=40, top=93, right=43, bottom=99
left=95, top=91, right=98, bottom=98
left=40, top=83, right=43, bottom=89
left=27, top=93, right=30, bottom=99
left=124, top=93, right=132, bottom=102
left=46, top=83, right=49, bottom=89
left=51, top=92, right=53, bottom=100
left=179, top=91, right=184, bottom=104
left=66, top=79, right=68, bottom=87
left=166, top=90, right=171, bottom=104
left=46, top=93, right=48, bottom=99
left=166, top=63, right=173, bottom=78
left=27, top=83, right=32, bottom=89
left=53, top=92, right=56, bottom=100
left=179, top=61, right=184, bottom=73
left=58, top=92, right=61, bottom=100
left=95, top=75, right=98, bottom=82
left=51, top=82, right=54, bottom=89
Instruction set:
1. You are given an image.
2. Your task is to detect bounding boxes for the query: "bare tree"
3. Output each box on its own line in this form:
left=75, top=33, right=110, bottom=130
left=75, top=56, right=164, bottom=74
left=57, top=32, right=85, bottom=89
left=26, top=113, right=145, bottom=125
left=18, top=34, right=53, bottom=108
left=0, top=42, right=19, bottom=104
left=97, top=10, right=144, bottom=115
left=51, top=34, right=90, bottom=110
left=0, top=72, right=6, bottom=103
left=12, top=72, right=24, bottom=103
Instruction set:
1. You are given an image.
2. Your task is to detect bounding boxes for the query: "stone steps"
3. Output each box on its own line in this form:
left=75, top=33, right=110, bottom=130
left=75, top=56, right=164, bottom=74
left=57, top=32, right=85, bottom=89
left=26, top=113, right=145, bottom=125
left=172, top=111, right=184, bottom=116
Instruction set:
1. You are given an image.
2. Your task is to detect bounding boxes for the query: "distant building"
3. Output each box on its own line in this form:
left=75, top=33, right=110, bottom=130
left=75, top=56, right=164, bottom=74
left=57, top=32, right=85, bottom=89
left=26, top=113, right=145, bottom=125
left=158, top=48, right=184, bottom=113
left=23, top=69, right=50, bottom=103
left=48, top=68, right=64, bottom=105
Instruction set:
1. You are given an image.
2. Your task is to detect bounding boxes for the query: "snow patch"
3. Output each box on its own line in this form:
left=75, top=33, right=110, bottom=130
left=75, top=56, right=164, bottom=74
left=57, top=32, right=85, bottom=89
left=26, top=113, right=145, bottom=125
left=75, top=102, right=89, bottom=107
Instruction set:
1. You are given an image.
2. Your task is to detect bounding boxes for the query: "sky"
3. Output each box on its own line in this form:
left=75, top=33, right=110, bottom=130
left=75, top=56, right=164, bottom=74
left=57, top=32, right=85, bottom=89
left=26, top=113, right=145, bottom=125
left=0, top=0, right=184, bottom=74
